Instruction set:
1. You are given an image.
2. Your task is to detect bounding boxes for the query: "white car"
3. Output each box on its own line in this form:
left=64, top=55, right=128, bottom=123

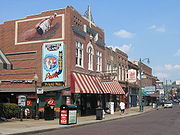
left=164, top=102, right=173, bottom=108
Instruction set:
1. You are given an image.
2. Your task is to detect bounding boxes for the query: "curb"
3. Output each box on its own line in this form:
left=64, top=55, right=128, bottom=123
left=9, top=110, right=152, bottom=135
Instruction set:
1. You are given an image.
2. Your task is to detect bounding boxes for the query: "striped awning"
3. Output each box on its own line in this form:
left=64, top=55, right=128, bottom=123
left=71, top=72, right=125, bottom=95
left=71, top=72, right=103, bottom=94
left=96, top=79, right=125, bottom=95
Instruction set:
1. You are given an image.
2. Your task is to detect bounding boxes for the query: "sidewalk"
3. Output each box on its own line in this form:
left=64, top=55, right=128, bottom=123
left=0, top=106, right=153, bottom=135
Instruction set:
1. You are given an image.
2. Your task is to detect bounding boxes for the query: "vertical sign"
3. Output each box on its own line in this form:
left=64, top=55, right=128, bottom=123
left=69, top=110, right=77, bottom=124
left=18, top=95, right=26, bottom=106
left=60, top=110, right=68, bottom=124
left=128, top=69, right=137, bottom=83
left=42, top=41, right=64, bottom=82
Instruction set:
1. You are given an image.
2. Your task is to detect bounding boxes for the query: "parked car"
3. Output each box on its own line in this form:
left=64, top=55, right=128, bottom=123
left=164, top=102, right=173, bottom=108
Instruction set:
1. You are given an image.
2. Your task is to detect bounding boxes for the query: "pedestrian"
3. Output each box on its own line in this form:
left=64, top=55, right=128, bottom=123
left=119, top=101, right=125, bottom=113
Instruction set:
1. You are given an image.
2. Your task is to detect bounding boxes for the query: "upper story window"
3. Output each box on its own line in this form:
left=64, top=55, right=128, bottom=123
left=87, top=42, right=94, bottom=70
left=75, top=41, right=83, bottom=67
left=96, top=51, right=102, bottom=72
left=107, top=63, right=111, bottom=73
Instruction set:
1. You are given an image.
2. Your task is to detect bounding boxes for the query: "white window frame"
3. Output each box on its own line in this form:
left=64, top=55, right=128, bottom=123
left=75, top=41, right=83, bottom=67
left=96, top=51, right=102, bottom=72
left=107, top=63, right=111, bottom=73
left=87, top=43, right=94, bottom=71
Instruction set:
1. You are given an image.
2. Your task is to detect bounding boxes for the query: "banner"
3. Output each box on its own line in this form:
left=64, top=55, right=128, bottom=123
left=128, top=69, right=137, bottom=83
left=42, top=41, right=64, bottom=82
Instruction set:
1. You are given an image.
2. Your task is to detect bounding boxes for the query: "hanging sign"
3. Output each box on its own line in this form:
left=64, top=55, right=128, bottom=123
left=18, top=95, right=26, bottom=107
left=42, top=42, right=65, bottom=82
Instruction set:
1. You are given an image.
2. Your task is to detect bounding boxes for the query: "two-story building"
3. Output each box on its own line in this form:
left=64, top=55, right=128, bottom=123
left=0, top=6, right=125, bottom=117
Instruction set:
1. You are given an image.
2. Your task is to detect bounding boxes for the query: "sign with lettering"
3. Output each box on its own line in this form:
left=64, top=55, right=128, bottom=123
left=128, top=69, right=137, bottom=83
left=62, top=90, right=71, bottom=96
left=37, top=88, right=44, bottom=94
left=42, top=42, right=64, bottom=82
left=42, top=82, right=64, bottom=86
left=60, top=110, right=68, bottom=124
left=18, top=95, right=26, bottom=107
left=69, top=110, right=77, bottom=124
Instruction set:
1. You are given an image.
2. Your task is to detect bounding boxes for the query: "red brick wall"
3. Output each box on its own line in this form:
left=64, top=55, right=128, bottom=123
left=0, top=6, right=106, bottom=89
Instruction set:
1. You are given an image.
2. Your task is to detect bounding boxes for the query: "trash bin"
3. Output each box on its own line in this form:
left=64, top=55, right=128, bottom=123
left=44, top=104, right=55, bottom=120
left=59, top=105, right=77, bottom=125
left=96, top=107, right=103, bottom=120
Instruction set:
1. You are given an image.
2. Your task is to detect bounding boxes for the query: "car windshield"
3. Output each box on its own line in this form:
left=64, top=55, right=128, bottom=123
left=164, top=102, right=172, bottom=104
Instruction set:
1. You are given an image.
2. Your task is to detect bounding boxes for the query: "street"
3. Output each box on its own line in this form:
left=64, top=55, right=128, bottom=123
left=34, top=106, right=180, bottom=135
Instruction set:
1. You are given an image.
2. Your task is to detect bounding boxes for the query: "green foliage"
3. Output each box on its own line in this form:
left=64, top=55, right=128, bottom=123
left=2, top=103, right=20, bottom=119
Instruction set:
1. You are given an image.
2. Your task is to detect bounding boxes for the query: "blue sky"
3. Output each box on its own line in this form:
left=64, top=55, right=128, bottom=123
left=0, top=0, right=180, bottom=82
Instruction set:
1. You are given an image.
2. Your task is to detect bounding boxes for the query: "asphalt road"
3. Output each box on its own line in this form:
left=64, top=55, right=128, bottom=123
left=35, top=106, right=180, bottom=135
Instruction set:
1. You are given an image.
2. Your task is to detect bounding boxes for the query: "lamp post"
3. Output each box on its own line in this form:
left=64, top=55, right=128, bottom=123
left=33, top=74, right=39, bottom=120
left=139, top=58, right=150, bottom=112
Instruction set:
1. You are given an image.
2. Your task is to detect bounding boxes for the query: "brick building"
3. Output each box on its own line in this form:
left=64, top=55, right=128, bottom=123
left=105, top=47, right=128, bottom=108
left=0, top=6, right=125, bottom=117
left=128, top=60, right=139, bottom=107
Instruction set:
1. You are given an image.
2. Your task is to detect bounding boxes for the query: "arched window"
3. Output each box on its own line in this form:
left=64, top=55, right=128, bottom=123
left=87, top=42, right=94, bottom=70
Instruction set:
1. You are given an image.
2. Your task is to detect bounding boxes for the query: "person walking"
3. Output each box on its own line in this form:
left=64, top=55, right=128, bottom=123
left=119, top=101, right=125, bottom=113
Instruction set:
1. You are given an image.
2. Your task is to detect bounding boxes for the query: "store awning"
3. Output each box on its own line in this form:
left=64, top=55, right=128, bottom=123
left=71, top=72, right=125, bottom=95
left=71, top=72, right=103, bottom=94
left=150, top=93, right=159, bottom=98
left=0, top=50, right=12, bottom=70
left=142, top=91, right=150, bottom=96
left=96, top=79, right=125, bottom=95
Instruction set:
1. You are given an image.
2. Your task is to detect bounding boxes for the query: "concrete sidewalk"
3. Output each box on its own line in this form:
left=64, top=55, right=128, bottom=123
left=0, top=106, right=153, bottom=135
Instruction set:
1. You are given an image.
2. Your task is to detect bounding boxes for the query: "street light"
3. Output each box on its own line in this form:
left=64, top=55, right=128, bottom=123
left=139, top=58, right=150, bottom=112
left=33, top=74, right=39, bottom=120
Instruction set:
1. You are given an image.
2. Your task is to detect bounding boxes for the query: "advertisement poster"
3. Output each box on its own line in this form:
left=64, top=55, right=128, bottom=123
left=60, top=110, right=67, bottom=124
left=128, top=69, right=137, bottom=83
left=26, top=99, right=32, bottom=106
left=15, top=13, right=64, bottom=45
left=45, top=97, right=56, bottom=106
left=68, top=110, right=77, bottom=124
left=42, top=41, right=64, bottom=82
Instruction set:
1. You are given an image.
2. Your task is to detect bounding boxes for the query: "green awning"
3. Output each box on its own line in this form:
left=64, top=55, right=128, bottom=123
left=142, top=91, right=150, bottom=96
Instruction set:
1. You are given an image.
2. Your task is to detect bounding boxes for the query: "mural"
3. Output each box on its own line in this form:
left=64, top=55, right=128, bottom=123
left=42, top=41, right=64, bottom=82
left=15, top=13, right=64, bottom=45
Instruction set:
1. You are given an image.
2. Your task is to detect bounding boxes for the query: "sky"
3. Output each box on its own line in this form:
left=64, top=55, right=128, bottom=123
left=0, top=0, right=180, bottom=83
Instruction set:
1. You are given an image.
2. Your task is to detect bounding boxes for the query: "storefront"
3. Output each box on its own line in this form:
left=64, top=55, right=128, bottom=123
left=129, top=86, right=139, bottom=107
left=71, top=72, right=125, bottom=116
left=0, top=86, right=70, bottom=118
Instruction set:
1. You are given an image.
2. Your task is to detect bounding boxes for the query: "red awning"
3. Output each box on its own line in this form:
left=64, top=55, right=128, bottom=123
left=71, top=72, right=103, bottom=94
left=150, top=93, right=159, bottom=98
left=96, top=79, right=125, bottom=95
left=71, top=72, right=125, bottom=95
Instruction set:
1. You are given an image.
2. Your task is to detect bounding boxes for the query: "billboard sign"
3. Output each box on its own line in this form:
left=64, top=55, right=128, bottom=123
left=143, top=86, right=156, bottom=94
left=42, top=41, right=64, bottom=82
left=15, top=13, right=64, bottom=45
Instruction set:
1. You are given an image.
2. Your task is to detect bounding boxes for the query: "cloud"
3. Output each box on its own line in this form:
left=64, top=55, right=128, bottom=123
left=164, top=64, right=180, bottom=70
left=154, top=72, right=169, bottom=78
left=111, top=44, right=132, bottom=53
left=114, top=29, right=135, bottom=38
left=148, top=25, right=166, bottom=32
left=175, top=49, right=180, bottom=56
left=154, top=64, right=180, bottom=71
